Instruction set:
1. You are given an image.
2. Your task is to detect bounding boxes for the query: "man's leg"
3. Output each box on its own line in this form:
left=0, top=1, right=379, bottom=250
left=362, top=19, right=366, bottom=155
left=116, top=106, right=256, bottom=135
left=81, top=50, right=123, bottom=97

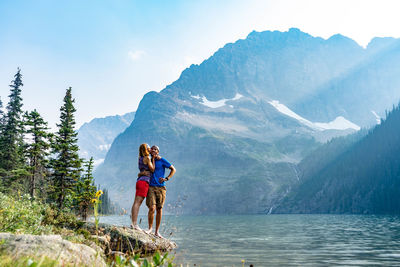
left=147, top=205, right=156, bottom=233
left=154, top=207, right=163, bottom=238
left=146, top=187, right=156, bottom=233
left=154, top=187, right=166, bottom=238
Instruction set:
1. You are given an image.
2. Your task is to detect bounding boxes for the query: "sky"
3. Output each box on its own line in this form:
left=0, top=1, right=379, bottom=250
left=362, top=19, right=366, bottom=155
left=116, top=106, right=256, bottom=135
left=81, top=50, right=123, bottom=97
left=1, top=0, right=400, bottom=129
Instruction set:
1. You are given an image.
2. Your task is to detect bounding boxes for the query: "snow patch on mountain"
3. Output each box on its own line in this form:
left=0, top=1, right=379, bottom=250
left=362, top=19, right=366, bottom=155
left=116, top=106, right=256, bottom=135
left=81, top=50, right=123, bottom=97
left=269, top=100, right=315, bottom=128
left=192, top=93, right=243, bottom=108
left=269, top=100, right=360, bottom=131
left=191, top=95, right=201, bottom=100
left=371, top=110, right=381, bottom=124
left=314, top=117, right=360, bottom=131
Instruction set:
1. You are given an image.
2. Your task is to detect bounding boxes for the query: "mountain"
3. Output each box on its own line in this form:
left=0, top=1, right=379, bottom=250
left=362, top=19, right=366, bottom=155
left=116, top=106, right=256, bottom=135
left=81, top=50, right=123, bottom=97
left=274, top=103, right=400, bottom=214
left=77, top=112, right=135, bottom=165
left=292, top=37, right=400, bottom=127
left=94, top=28, right=400, bottom=214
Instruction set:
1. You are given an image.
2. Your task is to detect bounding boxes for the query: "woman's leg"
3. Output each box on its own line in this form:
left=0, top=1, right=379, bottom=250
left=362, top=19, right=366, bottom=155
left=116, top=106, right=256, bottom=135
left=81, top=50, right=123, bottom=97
left=131, top=195, right=145, bottom=228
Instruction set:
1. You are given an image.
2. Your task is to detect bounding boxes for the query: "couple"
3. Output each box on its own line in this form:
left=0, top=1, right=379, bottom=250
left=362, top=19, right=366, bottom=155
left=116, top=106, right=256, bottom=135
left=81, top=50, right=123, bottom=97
left=131, top=144, right=176, bottom=238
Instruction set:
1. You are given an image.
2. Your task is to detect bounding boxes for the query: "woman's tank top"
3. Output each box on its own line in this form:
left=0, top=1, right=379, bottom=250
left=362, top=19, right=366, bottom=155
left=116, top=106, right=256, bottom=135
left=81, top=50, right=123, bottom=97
left=137, top=156, right=151, bottom=183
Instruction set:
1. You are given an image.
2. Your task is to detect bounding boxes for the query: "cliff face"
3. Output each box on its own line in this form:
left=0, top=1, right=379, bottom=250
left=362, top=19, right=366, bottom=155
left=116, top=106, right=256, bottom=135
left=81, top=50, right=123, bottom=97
left=94, top=29, right=400, bottom=214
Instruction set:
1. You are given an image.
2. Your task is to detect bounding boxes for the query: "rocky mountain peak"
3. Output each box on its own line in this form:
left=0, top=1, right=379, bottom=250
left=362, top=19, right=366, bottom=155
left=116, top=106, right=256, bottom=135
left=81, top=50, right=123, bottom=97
left=94, top=29, right=400, bottom=214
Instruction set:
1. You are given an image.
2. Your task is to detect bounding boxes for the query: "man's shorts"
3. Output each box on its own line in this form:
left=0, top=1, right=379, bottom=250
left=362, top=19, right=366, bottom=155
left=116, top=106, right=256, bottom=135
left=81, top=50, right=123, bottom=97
left=146, top=186, right=166, bottom=209
left=135, top=180, right=149, bottom=198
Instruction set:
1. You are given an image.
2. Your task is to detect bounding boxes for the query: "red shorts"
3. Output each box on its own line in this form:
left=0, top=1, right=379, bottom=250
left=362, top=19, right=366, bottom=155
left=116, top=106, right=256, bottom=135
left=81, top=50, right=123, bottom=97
left=135, top=180, right=149, bottom=197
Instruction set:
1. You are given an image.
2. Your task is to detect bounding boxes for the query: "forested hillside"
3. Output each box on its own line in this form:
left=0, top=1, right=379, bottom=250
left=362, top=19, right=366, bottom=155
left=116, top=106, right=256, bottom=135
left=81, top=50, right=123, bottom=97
left=274, top=104, right=400, bottom=214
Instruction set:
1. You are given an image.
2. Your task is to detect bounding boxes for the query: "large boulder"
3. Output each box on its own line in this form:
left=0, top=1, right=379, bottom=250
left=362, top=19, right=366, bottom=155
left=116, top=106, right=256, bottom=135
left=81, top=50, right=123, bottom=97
left=83, top=222, right=177, bottom=255
left=0, top=233, right=107, bottom=267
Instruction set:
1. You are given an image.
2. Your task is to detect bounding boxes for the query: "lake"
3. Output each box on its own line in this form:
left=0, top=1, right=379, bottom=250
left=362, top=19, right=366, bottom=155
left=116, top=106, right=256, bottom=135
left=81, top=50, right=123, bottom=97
left=98, top=214, right=400, bottom=266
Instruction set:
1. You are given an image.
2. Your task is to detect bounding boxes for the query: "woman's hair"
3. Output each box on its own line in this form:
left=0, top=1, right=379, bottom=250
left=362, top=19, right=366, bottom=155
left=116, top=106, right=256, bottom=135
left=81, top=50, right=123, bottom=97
left=139, top=143, right=150, bottom=157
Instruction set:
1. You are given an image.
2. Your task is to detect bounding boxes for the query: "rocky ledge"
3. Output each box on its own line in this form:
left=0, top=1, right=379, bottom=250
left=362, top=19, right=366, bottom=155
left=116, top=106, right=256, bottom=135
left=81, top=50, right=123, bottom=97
left=83, top=222, right=177, bottom=255
left=0, top=223, right=177, bottom=266
left=0, top=233, right=107, bottom=266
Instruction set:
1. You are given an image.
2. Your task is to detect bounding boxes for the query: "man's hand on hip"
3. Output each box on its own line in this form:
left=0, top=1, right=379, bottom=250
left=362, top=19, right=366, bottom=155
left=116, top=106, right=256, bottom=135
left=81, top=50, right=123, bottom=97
left=159, top=177, right=168, bottom=183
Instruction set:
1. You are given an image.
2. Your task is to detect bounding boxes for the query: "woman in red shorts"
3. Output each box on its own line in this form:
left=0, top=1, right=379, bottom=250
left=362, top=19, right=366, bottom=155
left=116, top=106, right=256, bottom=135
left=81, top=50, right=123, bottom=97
left=131, top=143, right=155, bottom=230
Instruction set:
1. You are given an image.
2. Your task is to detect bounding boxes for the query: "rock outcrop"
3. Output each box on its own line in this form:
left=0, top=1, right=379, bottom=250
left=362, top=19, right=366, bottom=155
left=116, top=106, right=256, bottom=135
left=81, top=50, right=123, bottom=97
left=0, top=233, right=107, bottom=267
left=0, top=223, right=177, bottom=266
left=83, top=222, right=177, bottom=255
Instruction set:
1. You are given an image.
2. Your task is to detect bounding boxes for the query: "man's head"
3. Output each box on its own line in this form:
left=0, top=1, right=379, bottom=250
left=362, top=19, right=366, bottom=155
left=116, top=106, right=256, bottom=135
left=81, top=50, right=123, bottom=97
left=151, top=145, right=159, bottom=157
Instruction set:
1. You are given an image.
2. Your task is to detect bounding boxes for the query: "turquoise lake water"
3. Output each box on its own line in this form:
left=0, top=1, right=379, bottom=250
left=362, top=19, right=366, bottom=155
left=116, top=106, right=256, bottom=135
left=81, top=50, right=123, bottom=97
left=98, top=214, right=400, bottom=266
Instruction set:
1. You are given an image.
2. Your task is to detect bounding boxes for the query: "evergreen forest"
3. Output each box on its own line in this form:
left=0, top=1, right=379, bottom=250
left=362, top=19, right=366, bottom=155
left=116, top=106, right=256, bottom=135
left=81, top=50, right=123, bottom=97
left=275, top=103, right=400, bottom=214
left=0, top=69, right=117, bottom=219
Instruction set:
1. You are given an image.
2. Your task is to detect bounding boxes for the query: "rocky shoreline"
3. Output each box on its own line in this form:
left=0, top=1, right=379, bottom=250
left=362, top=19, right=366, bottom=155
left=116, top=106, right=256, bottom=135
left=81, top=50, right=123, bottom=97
left=0, top=223, right=177, bottom=266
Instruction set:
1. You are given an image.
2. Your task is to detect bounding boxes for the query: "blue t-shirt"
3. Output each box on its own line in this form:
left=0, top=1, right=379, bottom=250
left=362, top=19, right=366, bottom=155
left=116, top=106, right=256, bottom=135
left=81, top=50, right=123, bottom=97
left=149, top=157, right=172, bottom=187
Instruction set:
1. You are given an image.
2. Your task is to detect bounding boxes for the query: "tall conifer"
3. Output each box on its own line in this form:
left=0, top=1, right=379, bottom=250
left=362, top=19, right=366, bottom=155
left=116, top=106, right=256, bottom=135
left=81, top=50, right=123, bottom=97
left=0, top=97, right=5, bottom=129
left=0, top=68, right=25, bottom=170
left=24, top=109, right=51, bottom=198
left=51, top=87, right=82, bottom=209
left=0, top=69, right=27, bottom=192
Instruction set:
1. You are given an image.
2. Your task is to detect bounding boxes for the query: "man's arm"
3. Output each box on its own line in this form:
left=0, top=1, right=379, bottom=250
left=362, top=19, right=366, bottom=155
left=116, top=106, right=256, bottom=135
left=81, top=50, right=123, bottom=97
left=159, top=165, right=176, bottom=183
left=166, top=165, right=176, bottom=180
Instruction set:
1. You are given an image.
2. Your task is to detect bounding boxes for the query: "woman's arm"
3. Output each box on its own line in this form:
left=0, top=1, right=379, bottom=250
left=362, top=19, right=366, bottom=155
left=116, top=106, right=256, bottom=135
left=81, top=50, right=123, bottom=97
left=144, top=155, right=155, bottom=172
left=138, top=170, right=151, bottom=177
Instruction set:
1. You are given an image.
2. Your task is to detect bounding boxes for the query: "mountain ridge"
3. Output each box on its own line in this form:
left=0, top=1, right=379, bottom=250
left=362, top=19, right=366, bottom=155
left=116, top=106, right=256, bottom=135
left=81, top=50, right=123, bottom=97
left=94, top=28, right=400, bottom=214
left=78, top=112, right=135, bottom=165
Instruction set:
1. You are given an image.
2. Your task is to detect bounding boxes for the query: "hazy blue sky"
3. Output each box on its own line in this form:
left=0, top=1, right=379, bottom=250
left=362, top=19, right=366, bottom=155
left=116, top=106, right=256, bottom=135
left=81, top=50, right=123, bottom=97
left=1, top=0, right=400, bottom=129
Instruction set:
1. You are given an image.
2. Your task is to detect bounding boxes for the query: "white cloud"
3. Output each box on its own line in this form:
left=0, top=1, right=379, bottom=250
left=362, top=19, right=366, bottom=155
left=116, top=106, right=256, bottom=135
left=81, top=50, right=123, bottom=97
left=128, top=50, right=146, bottom=61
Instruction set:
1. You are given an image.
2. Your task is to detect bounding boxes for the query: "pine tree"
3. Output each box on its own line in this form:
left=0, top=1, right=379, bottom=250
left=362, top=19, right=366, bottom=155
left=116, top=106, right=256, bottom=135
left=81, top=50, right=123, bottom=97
left=0, top=97, right=4, bottom=164
left=24, top=109, right=51, bottom=199
left=0, top=68, right=28, bottom=192
left=0, top=97, right=5, bottom=129
left=75, top=157, right=96, bottom=220
left=51, top=87, right=82, bottom=209
left=0, top=68, right=25, bottom=169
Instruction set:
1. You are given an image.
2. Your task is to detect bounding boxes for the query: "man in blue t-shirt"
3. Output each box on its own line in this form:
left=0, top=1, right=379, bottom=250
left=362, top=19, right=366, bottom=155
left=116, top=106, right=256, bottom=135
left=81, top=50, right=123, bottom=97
left=145, top=145, right=176, bottom=238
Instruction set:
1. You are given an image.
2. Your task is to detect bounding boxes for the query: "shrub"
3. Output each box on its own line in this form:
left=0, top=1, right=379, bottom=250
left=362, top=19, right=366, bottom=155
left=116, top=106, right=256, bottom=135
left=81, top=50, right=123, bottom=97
left=0, top=193, right=53, bottom=235
left=41, top=205, right=83, bottom=230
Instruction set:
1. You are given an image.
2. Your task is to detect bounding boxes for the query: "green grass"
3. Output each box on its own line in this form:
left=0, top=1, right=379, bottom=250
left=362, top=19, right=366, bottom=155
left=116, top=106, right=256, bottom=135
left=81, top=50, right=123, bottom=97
left=0, top=254, right=66, bottom=267
left=0, top=193, right=175, bottom=266
left=0, top=252, right=174, bottom=267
